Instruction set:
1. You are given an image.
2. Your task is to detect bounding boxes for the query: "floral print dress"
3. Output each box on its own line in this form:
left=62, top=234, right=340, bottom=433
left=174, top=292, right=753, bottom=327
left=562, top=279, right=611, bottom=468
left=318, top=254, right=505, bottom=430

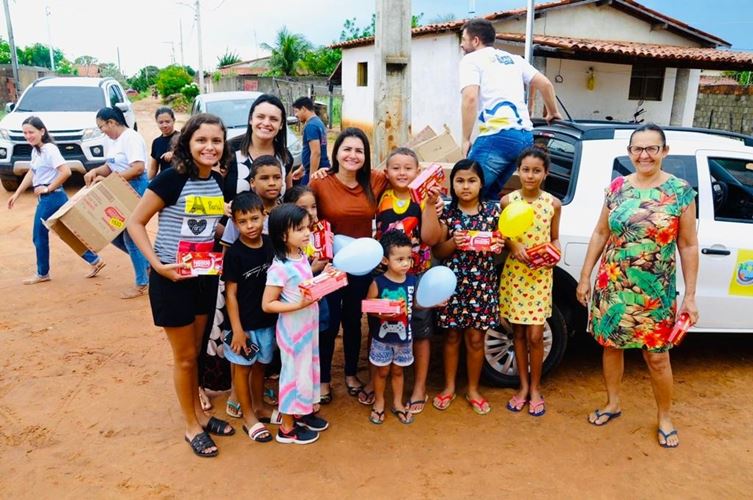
left=437, top=202, right=500, bottom=331
left=589, top=175, right=695, bottom=352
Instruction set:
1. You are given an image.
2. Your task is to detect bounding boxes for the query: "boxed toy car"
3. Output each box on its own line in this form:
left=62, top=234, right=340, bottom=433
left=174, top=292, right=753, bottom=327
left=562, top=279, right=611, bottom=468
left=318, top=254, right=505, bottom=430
left=361, top=299, right=404, bottom=315
left=408, top=163, right=447, bottom=204
left=310, top=220, right=333, bottom=260
left=299, top=269, right=348, bottom=301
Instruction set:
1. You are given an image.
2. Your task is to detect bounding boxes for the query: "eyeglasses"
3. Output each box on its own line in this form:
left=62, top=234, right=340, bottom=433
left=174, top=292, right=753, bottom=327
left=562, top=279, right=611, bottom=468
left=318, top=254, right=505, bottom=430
left=627, top=145, right=664, bottom=156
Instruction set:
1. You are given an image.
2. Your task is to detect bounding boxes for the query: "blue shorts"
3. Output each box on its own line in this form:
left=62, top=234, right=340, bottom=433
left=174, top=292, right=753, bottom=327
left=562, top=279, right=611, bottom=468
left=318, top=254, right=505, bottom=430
left=369, top=338, right=414, bottom=367
left=468, top=129, right=533, bottom=200
left=222, top=327, right=275, bottom=366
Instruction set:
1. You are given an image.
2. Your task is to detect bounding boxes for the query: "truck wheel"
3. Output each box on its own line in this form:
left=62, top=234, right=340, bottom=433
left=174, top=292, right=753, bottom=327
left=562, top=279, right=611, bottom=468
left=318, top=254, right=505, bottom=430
left=482, top=303, right=568, bottom=387
left=2, top=177, right=20, bottom=192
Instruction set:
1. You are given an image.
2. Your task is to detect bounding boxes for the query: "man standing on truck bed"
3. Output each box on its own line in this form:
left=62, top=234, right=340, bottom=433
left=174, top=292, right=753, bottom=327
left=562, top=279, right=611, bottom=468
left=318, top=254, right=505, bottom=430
left=459, top=18, right=562, bottom=199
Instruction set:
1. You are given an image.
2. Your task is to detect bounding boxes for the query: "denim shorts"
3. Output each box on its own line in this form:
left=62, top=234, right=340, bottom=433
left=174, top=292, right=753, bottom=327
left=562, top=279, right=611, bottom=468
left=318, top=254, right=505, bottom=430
left=369, top=338, right=414, bottom=367
left=468, top=129, right=533, bottom=200
left=222, top=326, right=275, bottom=366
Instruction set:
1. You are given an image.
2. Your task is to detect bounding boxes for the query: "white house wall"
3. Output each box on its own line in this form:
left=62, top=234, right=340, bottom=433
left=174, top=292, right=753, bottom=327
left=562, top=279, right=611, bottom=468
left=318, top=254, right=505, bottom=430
left=496, top=3, right=702, bottom=47
left=341, top=45, right=376, bottom=135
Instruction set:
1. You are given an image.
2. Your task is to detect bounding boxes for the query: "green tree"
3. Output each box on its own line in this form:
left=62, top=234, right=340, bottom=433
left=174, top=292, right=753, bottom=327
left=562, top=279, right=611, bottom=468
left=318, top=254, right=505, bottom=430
left=56, top=58, right=76, bottom=75
left=74, top=55, right=98, bottom=66
left=262, top=27, right=312, bottom=76
left=156, top=65, right=193, bottom=97
left=99, top=62, right=128, bottom=86
left=300, top=47, right=341, bottom=76
left=339, top=13, right=423, bottom=42
left=217, top=49, right=242, bottom=68
left=128, top=65, right=160, bottom=92
left=18, top=43, right=65, bottom=69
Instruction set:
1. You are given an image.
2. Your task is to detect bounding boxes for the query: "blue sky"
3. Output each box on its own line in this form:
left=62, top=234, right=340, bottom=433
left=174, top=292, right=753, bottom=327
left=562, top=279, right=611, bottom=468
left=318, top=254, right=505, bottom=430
left=2, top=1, right=751, bottom=74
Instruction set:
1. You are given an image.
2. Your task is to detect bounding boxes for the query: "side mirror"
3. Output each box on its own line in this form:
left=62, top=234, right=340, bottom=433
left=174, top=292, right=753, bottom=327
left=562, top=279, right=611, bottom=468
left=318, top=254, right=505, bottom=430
left=287, top=116, right=299, bottom=125
left=115, top=102, right=130, bottom=112
left=5, top=102, right=15, bottom=113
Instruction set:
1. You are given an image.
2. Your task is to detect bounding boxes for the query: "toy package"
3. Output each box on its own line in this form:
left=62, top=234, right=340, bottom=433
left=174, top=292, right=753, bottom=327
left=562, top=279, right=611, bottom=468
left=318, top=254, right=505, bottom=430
left=177, top=241, right=223, bottom=276
left=526, top=242, right=561, bottom=268
left=299, top=268, right=348, bottom=301
left=408, top=163, right=447, bottom=204
left=457, top=230, right=500, bottom=253
left=310, top=220, right=334, bottom=260
left=361, top=299, right=404, bottom=315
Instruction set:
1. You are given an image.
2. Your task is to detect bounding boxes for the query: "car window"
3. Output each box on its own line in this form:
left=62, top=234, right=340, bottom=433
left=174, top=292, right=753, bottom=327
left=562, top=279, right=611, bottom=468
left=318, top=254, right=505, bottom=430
left=707, top=157, right=753, bottom=223
left=205, top=99, right=253, bottom=129
left=112, top=85, right=124, bottom=103
left=533, top=134, right=577, bottom=203
left=15, top=86, right=106, bottom=112
left=612, top=155, right=699, bottom=216
left=108, top=85, right=121, bottom=106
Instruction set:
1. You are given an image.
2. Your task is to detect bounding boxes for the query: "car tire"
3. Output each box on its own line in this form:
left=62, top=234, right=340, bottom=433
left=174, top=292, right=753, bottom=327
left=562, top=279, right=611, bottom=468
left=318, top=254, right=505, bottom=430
left=2, top=177, right=20, bottom=192
left=482, top=303, right=568, bottom=387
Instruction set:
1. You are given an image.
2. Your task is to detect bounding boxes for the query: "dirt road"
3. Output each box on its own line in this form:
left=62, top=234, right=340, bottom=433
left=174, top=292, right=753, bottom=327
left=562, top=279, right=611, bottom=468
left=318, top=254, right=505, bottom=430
left=1, top=99, right=752, bottom=498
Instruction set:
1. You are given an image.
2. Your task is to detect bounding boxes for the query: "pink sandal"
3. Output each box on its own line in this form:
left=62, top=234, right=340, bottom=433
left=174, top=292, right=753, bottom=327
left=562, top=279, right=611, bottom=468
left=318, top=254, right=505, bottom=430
left=506, top=395, right=528, bottom=413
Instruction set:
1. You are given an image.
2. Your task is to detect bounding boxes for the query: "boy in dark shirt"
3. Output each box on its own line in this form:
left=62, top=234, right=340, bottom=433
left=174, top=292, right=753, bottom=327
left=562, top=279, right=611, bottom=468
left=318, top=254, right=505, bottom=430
left=223, top=191, right=278, bottom=442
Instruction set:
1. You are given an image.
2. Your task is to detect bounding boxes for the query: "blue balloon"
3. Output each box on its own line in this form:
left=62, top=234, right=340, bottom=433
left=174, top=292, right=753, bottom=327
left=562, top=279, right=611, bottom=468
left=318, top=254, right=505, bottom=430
left=416, top=266, right=457, bottom=308
left=333, top=234, right=355, bottom=256
left=333, top=237, right=383, bottom=276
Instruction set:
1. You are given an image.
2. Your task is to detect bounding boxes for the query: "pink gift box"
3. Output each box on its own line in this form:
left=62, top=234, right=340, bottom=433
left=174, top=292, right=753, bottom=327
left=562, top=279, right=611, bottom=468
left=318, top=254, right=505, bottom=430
left=299, top=269, right=348, bottom=301
left=361, top=299, right=404, bottom=315
left=526, top=242, right=561, bottom=268
left=311, top=220, right=333, bottom=260
left=408, top=163, right=447, bottom=204
left=457, top=230, right=499, bottom=252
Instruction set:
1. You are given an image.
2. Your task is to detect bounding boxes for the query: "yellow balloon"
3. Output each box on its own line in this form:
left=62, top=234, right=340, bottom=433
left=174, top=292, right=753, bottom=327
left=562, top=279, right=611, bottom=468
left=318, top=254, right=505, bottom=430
left=498, top=200, right=534, bottom=238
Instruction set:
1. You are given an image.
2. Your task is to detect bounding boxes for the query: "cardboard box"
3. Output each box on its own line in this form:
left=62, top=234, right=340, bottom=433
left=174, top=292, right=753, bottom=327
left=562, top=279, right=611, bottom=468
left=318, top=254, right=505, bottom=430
left=409, top=163, right=447, bottom=204
left=526, top=242, right=561, bottom=268
left=362, top=299, right=404, bottom=315
left=310, top=220, right=333, bottom=260
left=178, top=251, right=224, bottom=276
left=299, top=269, right=348, bottom=301
left=44, top=174, right=140, bottom=255
left=413, top=128, right=463, bottom=163
left=457, top=230, right=501, bottom=252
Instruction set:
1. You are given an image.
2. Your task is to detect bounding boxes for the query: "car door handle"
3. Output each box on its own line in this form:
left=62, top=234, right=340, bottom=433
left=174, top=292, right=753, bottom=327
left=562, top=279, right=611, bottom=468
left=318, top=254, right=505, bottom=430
left=701, top=248, right=731, bottom=256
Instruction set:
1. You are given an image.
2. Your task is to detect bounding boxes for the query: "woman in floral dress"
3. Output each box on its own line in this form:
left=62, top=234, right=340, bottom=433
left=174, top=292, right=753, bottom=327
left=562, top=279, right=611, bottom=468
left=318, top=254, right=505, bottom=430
left=576, top=124, right=699, bottom=448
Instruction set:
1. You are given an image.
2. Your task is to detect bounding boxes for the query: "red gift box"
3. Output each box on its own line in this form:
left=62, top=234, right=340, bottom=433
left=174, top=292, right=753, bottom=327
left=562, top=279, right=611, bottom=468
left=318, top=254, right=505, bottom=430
left=667, top=312, right=691, bottom=346
left=177, top=251, right=224, bottom=276
left=310, top=220, right=333, bottom=260
left=526, top=242, right=561, bottom=268
left=299, top=269, right=348, bottom=301
left=457, top=230, right=499, bottom=252
left=176, top=241, right=223, bottom=276
left=361, top=299, right=404, bottom=315
left=408, top=163, right=447, bottom=204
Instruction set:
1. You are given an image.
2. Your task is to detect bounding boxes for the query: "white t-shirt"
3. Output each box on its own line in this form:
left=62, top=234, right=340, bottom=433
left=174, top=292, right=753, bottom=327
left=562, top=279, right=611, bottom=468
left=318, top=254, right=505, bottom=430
left=459, top=47, right=538, bottom=136
left=31, top=143, right=66, bottom=187
left=105, top=128, right=148, bottom=179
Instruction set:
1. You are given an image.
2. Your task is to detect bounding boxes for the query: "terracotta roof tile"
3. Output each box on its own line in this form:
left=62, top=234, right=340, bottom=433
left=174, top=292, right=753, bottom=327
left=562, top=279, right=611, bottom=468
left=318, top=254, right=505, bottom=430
left=497, top=33, right=753, bottom=69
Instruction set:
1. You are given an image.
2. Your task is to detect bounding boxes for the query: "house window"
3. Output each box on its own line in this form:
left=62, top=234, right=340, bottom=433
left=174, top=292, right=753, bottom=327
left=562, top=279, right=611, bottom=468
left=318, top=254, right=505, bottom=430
left=356, top=62, right=368, bottom=87
left=629, top=65, right=665, bottom=101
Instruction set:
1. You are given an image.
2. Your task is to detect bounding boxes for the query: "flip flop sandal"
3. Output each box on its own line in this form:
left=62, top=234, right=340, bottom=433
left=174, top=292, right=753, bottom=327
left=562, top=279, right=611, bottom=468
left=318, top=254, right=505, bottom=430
left=406, top=395, right=429, bottom=415
left=346, top=380, right=365, bottom=397
left=369, top=407, right=385, bottom=425
left=588, top=409, right=622, bottom=426
left=465, top=394, right=491, bottom=415
left=528, top=399, right=546, bottom=417
left=391, top=408, right=414, bottom=425
left=432, top=393, right=456, bottom=411
left=259, top=409, right=283, bottom=425
left=203, top=416, right=235, bottom=437
left=319, top=391, right=333, bottom=405
left=120, top=285, right=148, bottom=300
left=243, top=422, right=273, bottom=443
left=226, top=400, right=242, bottom=418
left=185, top=431, right=218, bottom=458
left=263, top=388, right=278, bottom=406
left=85, top=260, right=106, bottom=279
left=658, top=428, right=679, bottom=448
left=357, top=388, right=375, bottom=406
left=506, top=395, right=528, bottom=413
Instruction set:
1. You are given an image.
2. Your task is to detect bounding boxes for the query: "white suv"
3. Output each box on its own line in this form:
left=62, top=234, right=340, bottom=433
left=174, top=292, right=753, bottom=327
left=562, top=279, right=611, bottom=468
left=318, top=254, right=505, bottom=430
left=483, top=122, right=753, bottom=386
left=0, top=77, right=137, bottom=191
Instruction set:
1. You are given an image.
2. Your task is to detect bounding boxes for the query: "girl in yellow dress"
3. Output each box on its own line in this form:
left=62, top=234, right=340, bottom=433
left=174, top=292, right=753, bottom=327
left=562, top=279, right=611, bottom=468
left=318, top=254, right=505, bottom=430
left=499, top=147, right=561, bottom=417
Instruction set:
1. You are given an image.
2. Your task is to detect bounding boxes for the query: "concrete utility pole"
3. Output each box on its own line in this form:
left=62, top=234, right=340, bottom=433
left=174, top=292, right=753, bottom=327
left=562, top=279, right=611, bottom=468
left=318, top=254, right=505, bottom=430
left=179, top=19, right=185, bottom=66
left=2, top=0, right=20, bottom=99
left=524, top=0, right=534, bottom=62
left=373, top=0, right=411, bottom=165
left=45, top=4, right=55, bottom=71
left=195, top=0, right=205, bottom=93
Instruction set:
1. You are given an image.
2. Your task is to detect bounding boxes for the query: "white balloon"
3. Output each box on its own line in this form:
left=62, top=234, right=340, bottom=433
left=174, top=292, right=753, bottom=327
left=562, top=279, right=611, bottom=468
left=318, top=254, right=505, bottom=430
left=416, top=266, right=457, bottom=307
left=333, top=237, right=383, bottom=276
